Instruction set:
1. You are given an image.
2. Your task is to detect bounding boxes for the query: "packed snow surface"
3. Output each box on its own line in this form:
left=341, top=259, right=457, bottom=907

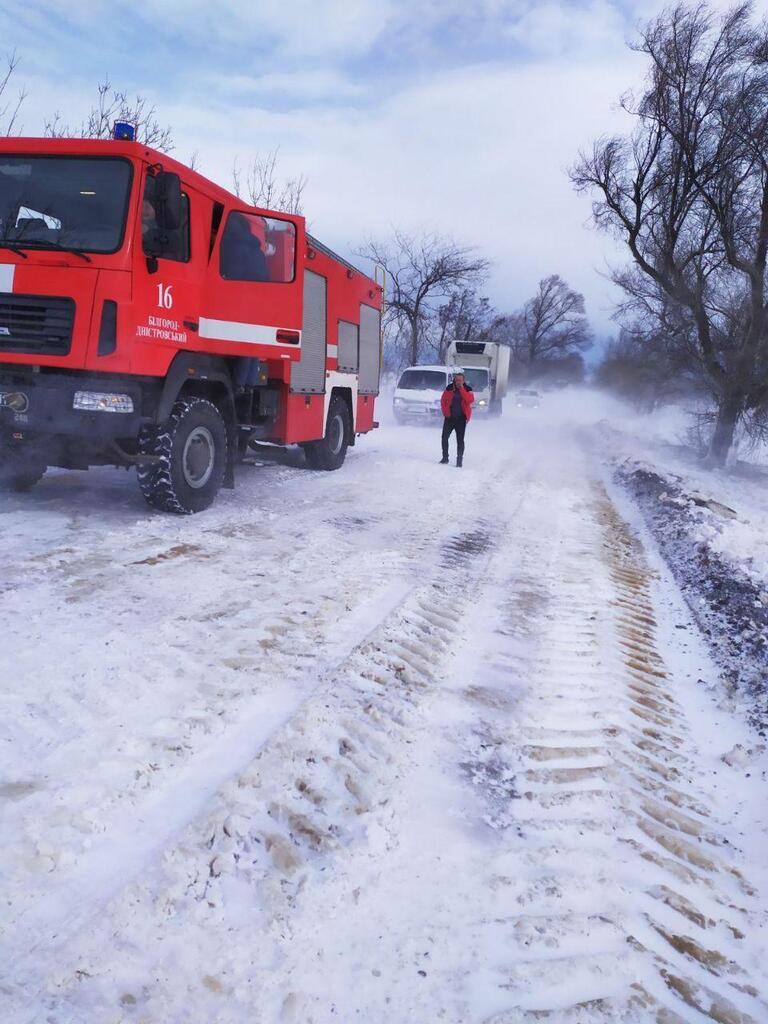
left=1, top=393, right=767, bottom=1023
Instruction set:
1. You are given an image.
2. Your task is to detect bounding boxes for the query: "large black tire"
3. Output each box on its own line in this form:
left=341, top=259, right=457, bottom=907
left=302, top=396, right=351, bottom=471
left=137, top=397, right=228, bottom=514
left=0, top=446, right=47, bottom=492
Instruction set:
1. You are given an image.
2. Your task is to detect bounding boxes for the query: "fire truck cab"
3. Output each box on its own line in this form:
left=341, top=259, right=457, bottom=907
left=0, top=137, right=383, bottom=512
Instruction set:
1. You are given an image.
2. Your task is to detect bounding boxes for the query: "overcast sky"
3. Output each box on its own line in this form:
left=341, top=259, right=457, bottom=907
left=3, top=0, right=764, bottom=335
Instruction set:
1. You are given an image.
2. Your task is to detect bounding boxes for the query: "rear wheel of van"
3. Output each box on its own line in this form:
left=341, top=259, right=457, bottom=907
left=137, top=397, right=227, bottom=514
left=302, top=396, right=350, bottom=471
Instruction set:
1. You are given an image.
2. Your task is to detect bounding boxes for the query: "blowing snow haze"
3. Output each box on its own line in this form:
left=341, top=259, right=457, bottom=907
left=0, top=0, right=750, bottom=334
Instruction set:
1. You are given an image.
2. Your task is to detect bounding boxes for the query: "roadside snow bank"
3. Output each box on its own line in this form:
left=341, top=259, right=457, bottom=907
left=615, top=460, right=768, bottom=733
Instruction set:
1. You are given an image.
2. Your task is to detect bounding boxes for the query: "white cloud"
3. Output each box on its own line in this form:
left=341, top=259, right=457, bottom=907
left=201, top=69, right=366, bottom=103
left=503, top=0, right=627, bottom=58
left=131, top=0, right=398, bottom=57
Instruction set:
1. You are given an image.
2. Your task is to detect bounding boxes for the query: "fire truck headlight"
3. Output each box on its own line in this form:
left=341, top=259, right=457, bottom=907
left=73, top=391, right=134, bottom=413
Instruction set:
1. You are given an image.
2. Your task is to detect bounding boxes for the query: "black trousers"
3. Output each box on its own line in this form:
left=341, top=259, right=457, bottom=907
left=442, top=416, right=467, bottom=459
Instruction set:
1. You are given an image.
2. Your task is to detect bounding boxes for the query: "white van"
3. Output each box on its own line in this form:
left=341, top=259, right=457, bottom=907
left=392, top=365, right=463, bottom=424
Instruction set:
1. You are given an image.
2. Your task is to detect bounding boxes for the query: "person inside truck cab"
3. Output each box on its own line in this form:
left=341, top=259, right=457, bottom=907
left=220, top=212, right=269, bottom=282
left=220, top=213, right=272, bottom=391
left=141, top=198, right=159, bottom=250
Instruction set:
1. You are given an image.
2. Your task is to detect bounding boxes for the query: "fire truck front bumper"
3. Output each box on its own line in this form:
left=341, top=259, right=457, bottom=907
left=0, top=369, right=152, bottom=441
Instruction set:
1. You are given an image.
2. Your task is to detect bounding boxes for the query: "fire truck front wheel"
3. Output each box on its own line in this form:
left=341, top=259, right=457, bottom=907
left=0, top=445, right=47, bottom=492
left=303, top=395, right=351, bottom=471
left=137, top=398, right=228, bottom=514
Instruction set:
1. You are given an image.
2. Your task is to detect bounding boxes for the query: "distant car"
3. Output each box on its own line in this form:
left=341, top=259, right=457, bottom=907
left=392, top=365, right=463, bottom=424
left=514, top=389, right=541, bottom=409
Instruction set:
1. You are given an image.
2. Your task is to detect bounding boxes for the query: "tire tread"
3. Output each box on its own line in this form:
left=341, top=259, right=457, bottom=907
left=137, top=398, right=227, bottom=514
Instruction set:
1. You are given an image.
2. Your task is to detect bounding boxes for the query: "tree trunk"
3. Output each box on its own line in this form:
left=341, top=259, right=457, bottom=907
left=706, top=394, right=741, bottom=468
left=410, top=318, right=419, bottom=366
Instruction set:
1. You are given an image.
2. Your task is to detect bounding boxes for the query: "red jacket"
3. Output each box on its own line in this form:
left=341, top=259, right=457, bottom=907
left=441, top=383, right=474, bottom=421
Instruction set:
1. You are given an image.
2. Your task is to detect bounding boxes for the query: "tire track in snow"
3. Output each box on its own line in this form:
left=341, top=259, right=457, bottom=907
left=1, top=473, right=510, bottom=1020
left=0, top=578, right=416, bottom=992
left=0, top=441, right=505, bottom=953
left=482, top=483, right=768, bottom=1024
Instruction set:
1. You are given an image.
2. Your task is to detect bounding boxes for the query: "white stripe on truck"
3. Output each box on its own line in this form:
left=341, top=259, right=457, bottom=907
left=198, top=317, right=301, bottom=347
left=0, top=265, right=15, bottom=293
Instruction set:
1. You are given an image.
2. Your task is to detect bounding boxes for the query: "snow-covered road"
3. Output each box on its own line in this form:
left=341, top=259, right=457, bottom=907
left=1, top=401, right=766, bottom=1023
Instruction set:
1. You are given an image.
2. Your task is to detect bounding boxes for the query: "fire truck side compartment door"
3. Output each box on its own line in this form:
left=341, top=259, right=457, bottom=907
left=337, top=319, right=359, bottom=373
left=358, top=303, right=381, bottom=396
left=290, top=269, right=326, bottom=394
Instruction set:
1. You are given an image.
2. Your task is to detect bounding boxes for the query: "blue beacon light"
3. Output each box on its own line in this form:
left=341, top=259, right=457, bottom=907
left=112, top=121, right=136, bottom=141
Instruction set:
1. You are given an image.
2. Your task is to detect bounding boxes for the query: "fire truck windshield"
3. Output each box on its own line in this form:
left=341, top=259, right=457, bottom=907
left=0, top=155, right=132, bottom=255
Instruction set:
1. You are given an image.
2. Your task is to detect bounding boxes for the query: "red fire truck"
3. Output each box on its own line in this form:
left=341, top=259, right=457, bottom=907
left=0, top=136, right=383, bottom=512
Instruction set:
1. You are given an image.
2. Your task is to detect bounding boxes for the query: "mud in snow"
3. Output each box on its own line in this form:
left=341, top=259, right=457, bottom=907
left=0, top=399, right=766, bottom=1023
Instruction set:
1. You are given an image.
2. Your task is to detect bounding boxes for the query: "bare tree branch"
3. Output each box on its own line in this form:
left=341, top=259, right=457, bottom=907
left=44, top=77, right=174, bottom=152
left=424, top=287, right=494, bottom=362
left=512, top=275, right=593, bottom=366
left=0, top=51, right=27, bottom=136
left=232, top=149, right=307, bottom=215
left=356, top=231, right=490, bottom=367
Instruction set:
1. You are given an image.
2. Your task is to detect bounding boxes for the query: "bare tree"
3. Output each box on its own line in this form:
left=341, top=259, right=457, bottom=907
left=512, top=275, right=592, bottom=368
left=232, top=150, right=307, bottom=215
left=595, top=322, right=701, bottom=410
left=357, top=231, right=489, bottom=366
left=0, top=51, right=26, bottom=136
left=571, top=2, right=768, bottom=466
left=427, top=287, right=494, bottom=361
left=45, top=78, right=173, bottom=152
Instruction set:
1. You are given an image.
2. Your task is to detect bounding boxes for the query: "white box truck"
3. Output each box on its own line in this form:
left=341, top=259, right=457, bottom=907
left=446, top=341, right=510, bottom=416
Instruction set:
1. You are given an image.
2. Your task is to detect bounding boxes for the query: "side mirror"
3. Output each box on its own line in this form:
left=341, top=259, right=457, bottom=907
left=155, top=171, right=182, bottom=231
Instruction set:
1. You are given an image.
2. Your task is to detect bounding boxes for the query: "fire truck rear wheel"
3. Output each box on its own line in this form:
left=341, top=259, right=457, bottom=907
left=303, top=396, right=350, bottom=471
left=137, top=397, right=228, bottom=514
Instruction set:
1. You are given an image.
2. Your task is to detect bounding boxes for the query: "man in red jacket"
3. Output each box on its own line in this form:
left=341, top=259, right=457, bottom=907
left=440, top=371, right=474, bottom=467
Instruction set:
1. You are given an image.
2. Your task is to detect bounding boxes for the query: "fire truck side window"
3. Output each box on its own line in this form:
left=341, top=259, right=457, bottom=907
left=219, top=212, right=296, bottom=283
left=142, top=175, right=190, bottom=262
